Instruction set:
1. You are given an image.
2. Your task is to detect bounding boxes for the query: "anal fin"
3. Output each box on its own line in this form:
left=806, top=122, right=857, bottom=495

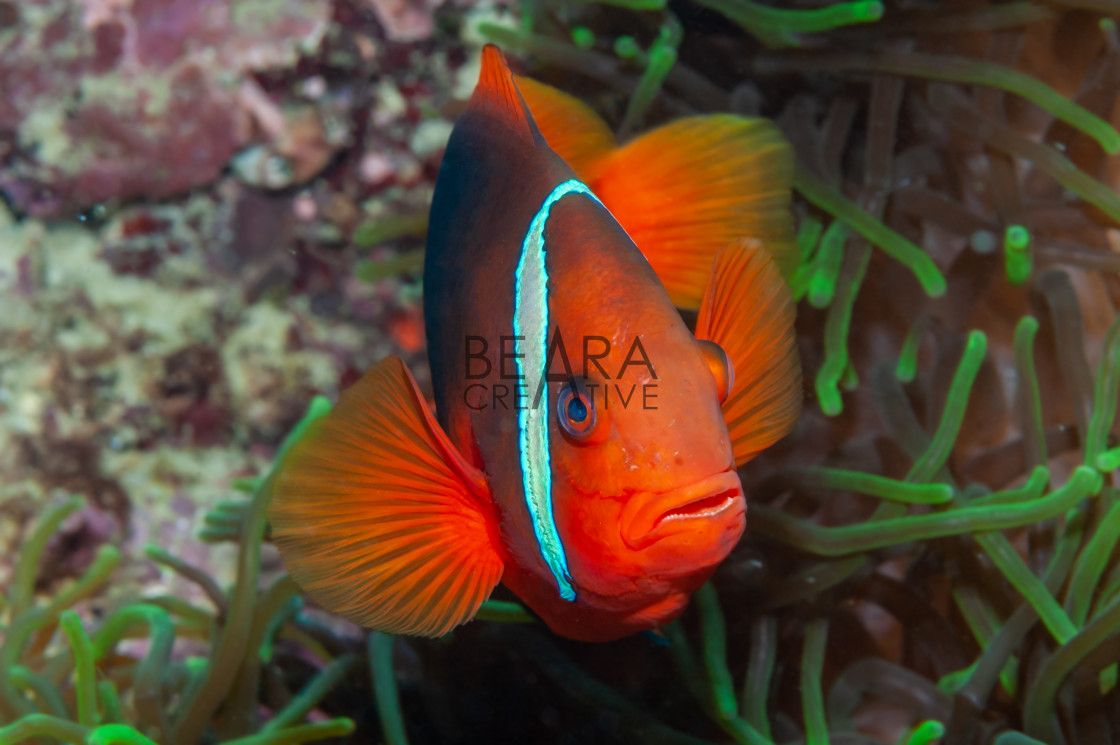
left=269, top=356, right=504, bottom=637
left=695, top=240, right=802, bottom=466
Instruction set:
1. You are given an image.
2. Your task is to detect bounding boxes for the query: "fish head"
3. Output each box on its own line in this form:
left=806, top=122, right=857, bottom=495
left=497, top=193, right=746, bottom=640
left=548, top=309, right=745, bottom=614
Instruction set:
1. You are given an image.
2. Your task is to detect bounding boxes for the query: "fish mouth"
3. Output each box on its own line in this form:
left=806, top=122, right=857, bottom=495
left=620, top=470, right=745, bottom=550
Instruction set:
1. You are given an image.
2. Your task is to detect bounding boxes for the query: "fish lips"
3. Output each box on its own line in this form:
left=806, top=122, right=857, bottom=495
left=620, top=470, right=746, bottom=552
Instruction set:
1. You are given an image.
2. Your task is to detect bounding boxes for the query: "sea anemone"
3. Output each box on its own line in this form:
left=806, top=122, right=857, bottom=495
left=5, top=1, right=1120, bottom=744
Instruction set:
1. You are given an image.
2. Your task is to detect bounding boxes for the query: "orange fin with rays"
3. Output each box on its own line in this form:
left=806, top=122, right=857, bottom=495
left=594, top=115, right=798, bottom=310
left=515, top=75, right=617, bottom=183
left=470, top=45, right=535, bottom=144
left=268, top=356, right=504, bottom=638
left=695, top=240, right=802, bottom=466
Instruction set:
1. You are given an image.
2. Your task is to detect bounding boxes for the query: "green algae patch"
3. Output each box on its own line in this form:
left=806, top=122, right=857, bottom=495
left=0, top=401, right=353, bottom=745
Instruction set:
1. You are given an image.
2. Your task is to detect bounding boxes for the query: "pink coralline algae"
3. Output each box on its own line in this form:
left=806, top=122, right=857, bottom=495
left=361, top=0, right=511, bottom=43
left=362, top=0, right=442, bottom=42
left=0, top=0, right=332, bottom=216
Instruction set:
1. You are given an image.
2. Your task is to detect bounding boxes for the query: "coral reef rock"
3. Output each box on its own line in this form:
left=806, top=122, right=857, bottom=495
left=0, top=0, right=332, bottom=216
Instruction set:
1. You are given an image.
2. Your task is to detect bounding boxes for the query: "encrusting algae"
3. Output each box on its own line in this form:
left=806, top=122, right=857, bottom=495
left=3, top=0, right=1120, bottom=744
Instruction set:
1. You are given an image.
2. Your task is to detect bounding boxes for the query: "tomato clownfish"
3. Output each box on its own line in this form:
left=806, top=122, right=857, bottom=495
left=268, top=46, right=801, bottom=642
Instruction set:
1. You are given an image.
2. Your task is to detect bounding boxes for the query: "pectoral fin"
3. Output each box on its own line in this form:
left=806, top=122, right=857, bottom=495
left=269, top=356, right=505, bottom=637
left=695, top=240, right=802, bottom=466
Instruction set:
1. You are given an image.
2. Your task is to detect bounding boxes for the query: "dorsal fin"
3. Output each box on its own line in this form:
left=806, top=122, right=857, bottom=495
left=470, top=45, right=536, bottom=145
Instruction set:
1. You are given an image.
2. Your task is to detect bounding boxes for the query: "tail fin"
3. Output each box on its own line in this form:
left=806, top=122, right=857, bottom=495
left=515, top=75, right=616, bottom=184
left=485, top=60, right=798, bottom=311
left=595, top=116, right=798, bottom=309
left=513, top=75, right=797, bottom=309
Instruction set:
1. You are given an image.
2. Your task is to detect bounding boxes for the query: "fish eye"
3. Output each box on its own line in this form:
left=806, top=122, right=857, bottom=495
left=567, top=395, right=588, bottom=423
left=557, top=378, right=596, bottom=440
left=697, top=339, right=735, bottom=403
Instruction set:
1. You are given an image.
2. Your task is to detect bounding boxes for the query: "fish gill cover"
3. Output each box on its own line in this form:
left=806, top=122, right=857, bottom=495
left=1, top=0, right=1120, bottom=744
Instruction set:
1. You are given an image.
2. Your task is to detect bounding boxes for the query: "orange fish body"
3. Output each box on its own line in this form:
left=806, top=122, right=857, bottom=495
left=269, top=46, right=801, bottom=642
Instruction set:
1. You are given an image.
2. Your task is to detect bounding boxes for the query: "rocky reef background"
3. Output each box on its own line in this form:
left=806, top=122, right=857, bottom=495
left=0, top=0, right=446, bottom=595
left=2, top=1, right=1120, bottom=744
